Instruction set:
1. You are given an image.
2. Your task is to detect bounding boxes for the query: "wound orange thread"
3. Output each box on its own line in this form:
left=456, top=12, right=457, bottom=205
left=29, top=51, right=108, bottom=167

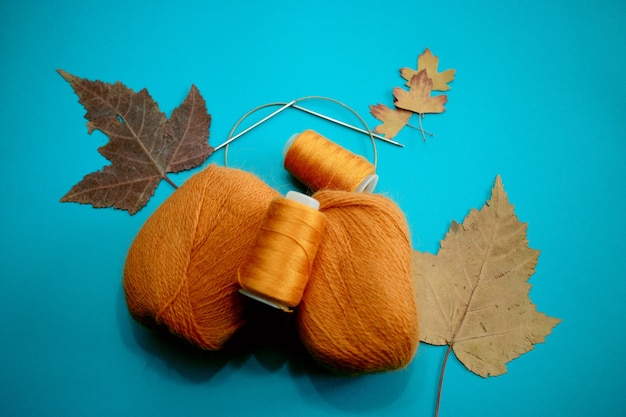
left=284, top=130, right=378, bottom=193
left=238, top=192, right=326, bottom=312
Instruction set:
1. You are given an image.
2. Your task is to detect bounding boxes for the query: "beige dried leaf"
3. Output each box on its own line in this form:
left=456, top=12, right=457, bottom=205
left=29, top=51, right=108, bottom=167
left=414, top=175, right=560, bottom=377
left=369, top=103, right=412, bottom=139
left=401, top=48, right=455, bottom=91
left=394, top=70, right=447, bottom=115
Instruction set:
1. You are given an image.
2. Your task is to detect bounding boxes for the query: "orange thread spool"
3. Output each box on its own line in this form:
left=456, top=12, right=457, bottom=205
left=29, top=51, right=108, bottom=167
left=237, top=191, right=326, bottom=312
left=283, top=129, right=378, bottom=193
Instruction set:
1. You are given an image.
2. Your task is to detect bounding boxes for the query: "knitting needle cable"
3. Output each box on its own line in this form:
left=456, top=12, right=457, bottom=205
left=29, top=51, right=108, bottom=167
left=218, top=95, right=392, bottom=169
left=290, top=103, right=402, bottom=147
left=215, top=100, right=297, bottom=152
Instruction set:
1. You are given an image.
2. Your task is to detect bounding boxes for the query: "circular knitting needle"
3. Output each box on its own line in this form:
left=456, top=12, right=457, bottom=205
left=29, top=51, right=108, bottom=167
left=214, top=96, right=403, bottom=155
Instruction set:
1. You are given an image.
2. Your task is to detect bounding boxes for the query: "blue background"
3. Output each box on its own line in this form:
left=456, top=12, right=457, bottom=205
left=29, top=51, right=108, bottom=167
left=1, top=0, right=624, bottom=416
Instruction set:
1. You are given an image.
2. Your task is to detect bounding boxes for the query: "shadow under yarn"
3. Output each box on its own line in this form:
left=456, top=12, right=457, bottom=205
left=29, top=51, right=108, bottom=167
left=118, top=286, right=325, bottom=382
left=286, top=329, right=415, bottom=413
left=232, top=300, right=321, bottom=373
left=117, top=286, right=236, bottom=383
left=119, top=284, right=415, bottom=413
left=305, top=366, right=414, bottom=413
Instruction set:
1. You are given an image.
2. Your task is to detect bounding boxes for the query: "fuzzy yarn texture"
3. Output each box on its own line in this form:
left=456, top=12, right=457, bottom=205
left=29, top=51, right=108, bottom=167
left=298, top=190, right=419, bottom=373
left=124, top=164, right=419, bottom=373
left=123, top=164, right=279, bottom=350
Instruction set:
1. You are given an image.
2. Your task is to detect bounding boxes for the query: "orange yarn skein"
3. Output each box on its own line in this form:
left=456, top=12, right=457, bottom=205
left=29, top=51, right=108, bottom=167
left=123, top=164, right=419, bottom=374
left=298, top=190, right=419, bottom=373
left=123, top=164, right=278, bottom=350
left=284, top=130, right=378, bottom=193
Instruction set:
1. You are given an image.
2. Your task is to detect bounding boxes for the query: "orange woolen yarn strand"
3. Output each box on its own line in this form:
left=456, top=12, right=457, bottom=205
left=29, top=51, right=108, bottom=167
left=298, top=190, right=419, bottom=373
left=123, top=164, right=278, bottom=350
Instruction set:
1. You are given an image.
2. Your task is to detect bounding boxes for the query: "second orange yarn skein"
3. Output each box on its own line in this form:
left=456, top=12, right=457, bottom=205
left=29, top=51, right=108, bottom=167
left=298, top=190, right=419, bottom=374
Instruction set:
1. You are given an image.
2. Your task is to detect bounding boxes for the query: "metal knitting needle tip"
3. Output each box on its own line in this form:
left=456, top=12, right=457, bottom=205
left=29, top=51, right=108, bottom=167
left=215, top=100, right=297, bottom=151
left=292, top=104, right=404, bottom=147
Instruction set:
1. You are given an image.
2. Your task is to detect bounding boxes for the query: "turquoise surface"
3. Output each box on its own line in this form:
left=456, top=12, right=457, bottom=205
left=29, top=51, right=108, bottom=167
left=1, top=1, right=625, bottom=416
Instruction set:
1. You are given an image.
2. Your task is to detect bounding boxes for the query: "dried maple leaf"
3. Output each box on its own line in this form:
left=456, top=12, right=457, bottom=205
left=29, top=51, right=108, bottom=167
left=58, top=70, right=213, bottom=214
left=414, top=175, right=560, bottom=414
left=401, top=48, right=455, bottom=91
left=369, top=103, right=412, bottom=139
left=162, top=85, right=213, bottom=173
left=394, top=70, right=447, bottom=115
left=414, top=175, right=560, bottom=378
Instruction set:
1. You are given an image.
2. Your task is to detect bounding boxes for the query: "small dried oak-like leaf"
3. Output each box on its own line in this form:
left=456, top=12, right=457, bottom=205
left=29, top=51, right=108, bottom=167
left=369, top=103, right=412, bottom=139
left=394, top=70, right=447, bottom=115
left=413, top=176, right=560, bottom=377
left=401, top=48, right=455, bottom=91
left=58, top=70, right=213, bottom=214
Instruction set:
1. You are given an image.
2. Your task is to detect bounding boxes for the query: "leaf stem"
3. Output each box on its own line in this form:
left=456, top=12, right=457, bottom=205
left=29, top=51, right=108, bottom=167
left=434, top=344, right=453, bottom=417
left=418, top=114, right=427, bottom=142
left=407, top=114, right=434, bottom=141
left=163, top=175, right=178, bottom=189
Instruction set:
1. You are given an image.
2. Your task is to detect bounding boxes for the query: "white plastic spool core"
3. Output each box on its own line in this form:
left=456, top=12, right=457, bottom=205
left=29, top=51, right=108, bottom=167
left=238, top=190, right=321, bottom=312
left=285, top=190, right=320, bottom=210
left=238, top=289, right=292, bottom=312
left=355, top=174, right=379, bottom=193
left=283, top=133, right=300, bottom=157
left=283, top=132, right=379, bottom=193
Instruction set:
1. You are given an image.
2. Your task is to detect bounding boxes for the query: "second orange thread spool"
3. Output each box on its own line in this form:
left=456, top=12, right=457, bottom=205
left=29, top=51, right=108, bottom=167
left=283, top=130, right=378, bottom=193
left=237, top=191, right=326, bottom=312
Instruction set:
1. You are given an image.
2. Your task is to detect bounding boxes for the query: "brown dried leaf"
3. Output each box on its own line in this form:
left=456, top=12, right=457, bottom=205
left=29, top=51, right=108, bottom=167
left=58, top=70, right=213, bottom=214
left=394, top=70, right=447, bottom=115
left=164, top=85, right=213, bottom=173
left=401, top=48, right=455, bottom=91
left=413, top=176, right=560, bottom=377
left=369, top=103, right=412, bottom=139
